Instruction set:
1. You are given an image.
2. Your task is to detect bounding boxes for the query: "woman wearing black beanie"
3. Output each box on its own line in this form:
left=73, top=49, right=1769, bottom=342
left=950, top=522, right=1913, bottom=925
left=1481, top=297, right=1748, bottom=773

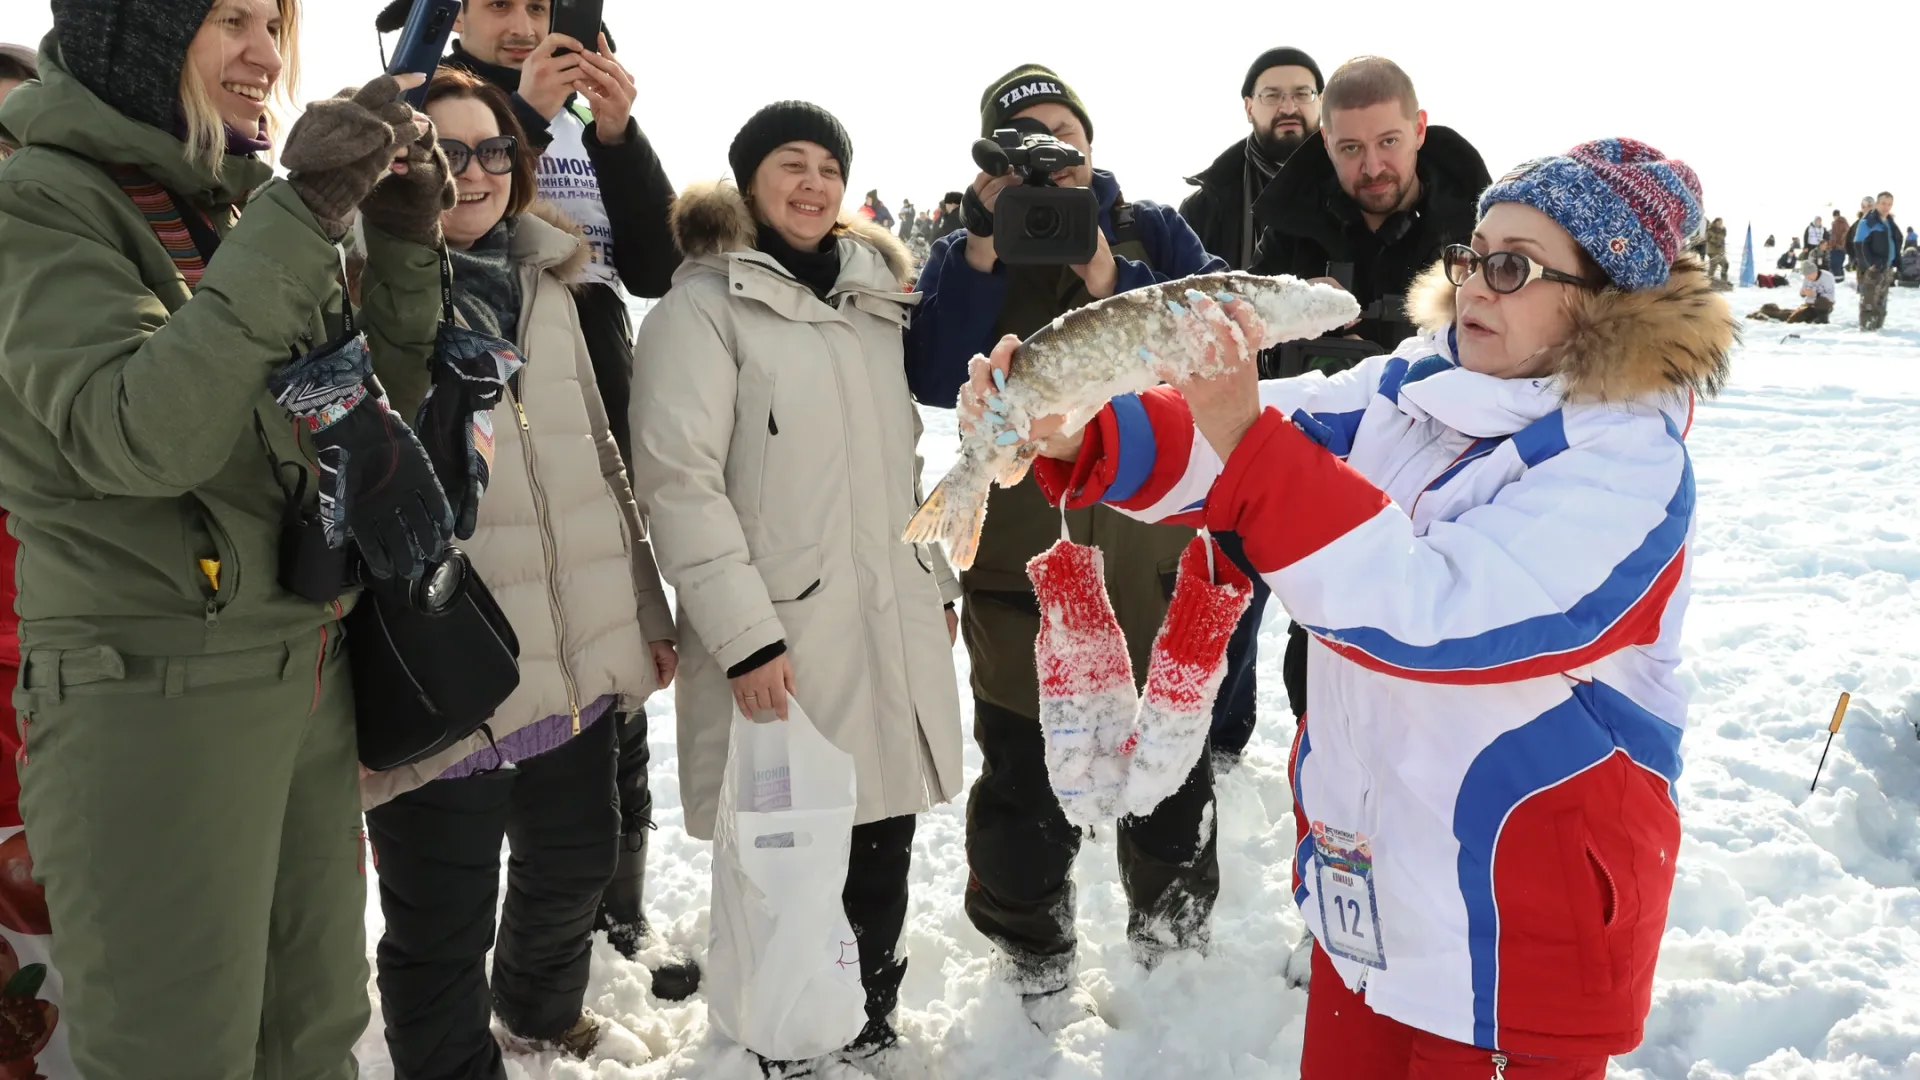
left=0, top=2, right=454, bottom=1076
left=629, top=102, right=965, bottom=1069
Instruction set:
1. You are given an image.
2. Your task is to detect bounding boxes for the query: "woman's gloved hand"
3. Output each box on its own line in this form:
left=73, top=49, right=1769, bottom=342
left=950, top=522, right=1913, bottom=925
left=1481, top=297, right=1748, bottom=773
left=360, top=107, right=457, bottom=248
left=283, top=74, right=423, bottom=240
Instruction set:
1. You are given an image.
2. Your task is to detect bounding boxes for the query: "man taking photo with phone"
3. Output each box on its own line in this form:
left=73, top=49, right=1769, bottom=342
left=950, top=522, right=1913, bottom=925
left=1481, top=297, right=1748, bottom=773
left=376, top=0, right=696, bottom=1001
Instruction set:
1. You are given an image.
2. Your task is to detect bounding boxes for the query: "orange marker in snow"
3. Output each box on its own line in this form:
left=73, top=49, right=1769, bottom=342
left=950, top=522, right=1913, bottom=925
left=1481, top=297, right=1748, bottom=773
left=1810, top=692, right=1851, bottom=792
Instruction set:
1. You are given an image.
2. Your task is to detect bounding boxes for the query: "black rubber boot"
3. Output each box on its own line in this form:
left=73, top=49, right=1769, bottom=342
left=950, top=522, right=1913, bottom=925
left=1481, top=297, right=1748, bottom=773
left=596, top=712, right=702, bottom=1000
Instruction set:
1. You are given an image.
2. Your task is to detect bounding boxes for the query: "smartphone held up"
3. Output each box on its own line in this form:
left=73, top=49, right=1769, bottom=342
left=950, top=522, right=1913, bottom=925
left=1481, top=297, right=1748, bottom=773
left=383, top=0, right=460, bottom=106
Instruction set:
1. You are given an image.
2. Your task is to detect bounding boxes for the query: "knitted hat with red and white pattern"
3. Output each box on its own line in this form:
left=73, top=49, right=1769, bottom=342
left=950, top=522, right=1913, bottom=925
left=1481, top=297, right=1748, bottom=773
left=1478, top=138, right=1703, bottom=291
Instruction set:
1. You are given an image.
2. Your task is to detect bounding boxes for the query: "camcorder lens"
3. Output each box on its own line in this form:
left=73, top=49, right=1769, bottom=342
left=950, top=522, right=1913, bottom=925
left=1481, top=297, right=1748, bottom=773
left=1024, top=206, right=1063, bottom=239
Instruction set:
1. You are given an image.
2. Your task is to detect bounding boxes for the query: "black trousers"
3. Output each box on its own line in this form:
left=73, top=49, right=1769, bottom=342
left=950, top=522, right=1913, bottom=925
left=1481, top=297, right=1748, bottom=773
left=964, top=698, right=1219, bottom=992
left=367, top=714, right=620, bottom=1080
left=845, top=815, right=916, bottom=1023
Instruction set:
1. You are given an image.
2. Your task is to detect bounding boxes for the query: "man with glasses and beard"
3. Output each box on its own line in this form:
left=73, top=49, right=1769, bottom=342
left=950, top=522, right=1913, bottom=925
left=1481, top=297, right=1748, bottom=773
left=1176, top=47, right=1322, bottom=768
left=375, top=0, right=696, bottom=1000
left=1181, top=47, right=1323, bottom=271
left=1246, top=55, right=1488, bottom=735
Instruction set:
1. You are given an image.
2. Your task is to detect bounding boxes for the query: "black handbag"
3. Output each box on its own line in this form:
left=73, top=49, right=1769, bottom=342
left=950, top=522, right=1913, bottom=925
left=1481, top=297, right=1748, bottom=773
left=348, top=546, right=521, bottom=770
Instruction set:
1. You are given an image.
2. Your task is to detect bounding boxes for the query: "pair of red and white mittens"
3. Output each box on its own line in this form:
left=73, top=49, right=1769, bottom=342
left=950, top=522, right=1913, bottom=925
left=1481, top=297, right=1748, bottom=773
left=1027, top=534, right=1253, bottom=826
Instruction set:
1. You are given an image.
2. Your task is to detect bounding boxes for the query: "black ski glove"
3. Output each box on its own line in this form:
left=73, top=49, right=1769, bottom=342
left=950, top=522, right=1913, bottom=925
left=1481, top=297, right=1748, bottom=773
left=269, top=334, right=454, bottom=580
left=414, top=323, right=526, bottom=539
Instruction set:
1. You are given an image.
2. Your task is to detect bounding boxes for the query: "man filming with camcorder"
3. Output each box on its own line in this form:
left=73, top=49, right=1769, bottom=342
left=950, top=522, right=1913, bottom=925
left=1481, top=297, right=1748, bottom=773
left=905, top=64, right=1226, bottom=1023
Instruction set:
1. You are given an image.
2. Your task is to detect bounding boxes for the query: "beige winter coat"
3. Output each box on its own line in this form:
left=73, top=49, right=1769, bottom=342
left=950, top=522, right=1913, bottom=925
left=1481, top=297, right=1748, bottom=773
left=362, top=206, right=674, bottom=809
left=631, top=181, right=964, bottom=840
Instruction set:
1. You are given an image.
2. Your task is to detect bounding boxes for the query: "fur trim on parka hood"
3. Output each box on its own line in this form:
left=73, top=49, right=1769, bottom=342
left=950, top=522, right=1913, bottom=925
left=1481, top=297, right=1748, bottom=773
left=1406, top=255, right=1736, bottom=404
left=668, top=179, right=915, bottom=288
left=519, top=200, right=594, bottom=285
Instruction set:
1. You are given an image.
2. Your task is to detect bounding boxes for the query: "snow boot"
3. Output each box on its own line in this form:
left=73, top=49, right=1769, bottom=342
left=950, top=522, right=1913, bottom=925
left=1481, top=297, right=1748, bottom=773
left=1027, top=538, right=1138, bottom=825
left=596, top=808, right=702, bottom=1001
left=838, top=1016, right=902, bottom=1061
left=1020, top=983, right=1101, bottom=1034
left=1125, top=536, right=1252, bottom=818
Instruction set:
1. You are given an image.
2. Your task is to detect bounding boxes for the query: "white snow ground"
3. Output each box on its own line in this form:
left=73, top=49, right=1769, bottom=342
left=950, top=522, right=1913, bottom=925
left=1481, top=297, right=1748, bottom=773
left=355, top=278, right=1920, bottom=1080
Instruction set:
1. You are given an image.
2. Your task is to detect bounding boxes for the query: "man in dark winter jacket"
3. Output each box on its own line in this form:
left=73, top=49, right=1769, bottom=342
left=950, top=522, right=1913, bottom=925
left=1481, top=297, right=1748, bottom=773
left=1248, top=55, right=1489, bottom=730
left=1175, top=47, right=1324, bottom=766
left=374, top=0, right=696, bottom=1000
left=1854, top=191, right=1900, bottom=330
left=906, top=64, right=1227, bottom=1017
left=1180, top=47, right=1323, bottom=270
left=898, top=197, right=916, bottom=241
left=934, top=190, right=965, bottom=238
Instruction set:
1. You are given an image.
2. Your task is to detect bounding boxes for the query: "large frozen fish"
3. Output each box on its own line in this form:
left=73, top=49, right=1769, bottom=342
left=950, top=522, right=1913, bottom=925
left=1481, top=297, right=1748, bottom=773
left=903, top=272, right=1359, bottom=569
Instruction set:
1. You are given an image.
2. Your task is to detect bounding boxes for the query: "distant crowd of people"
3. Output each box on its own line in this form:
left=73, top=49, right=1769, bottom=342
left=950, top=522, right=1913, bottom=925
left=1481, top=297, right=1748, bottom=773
left=1749, top=197, right=1910, bottom=326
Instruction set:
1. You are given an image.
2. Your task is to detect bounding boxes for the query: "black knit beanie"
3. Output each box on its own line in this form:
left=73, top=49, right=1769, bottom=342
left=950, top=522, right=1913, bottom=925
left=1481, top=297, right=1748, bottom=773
left=1241, top=47, right=1323, bottom=98
left=728, top=101, right=852, bottom=189
left=52, top=0, right=217, bottom=131
left=980, top=64, right=1092, bottom=141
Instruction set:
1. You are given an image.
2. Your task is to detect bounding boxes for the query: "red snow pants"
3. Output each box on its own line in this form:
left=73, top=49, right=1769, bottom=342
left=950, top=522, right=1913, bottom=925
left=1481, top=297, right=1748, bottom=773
left=1301, top=944, right=1607, bottom=1079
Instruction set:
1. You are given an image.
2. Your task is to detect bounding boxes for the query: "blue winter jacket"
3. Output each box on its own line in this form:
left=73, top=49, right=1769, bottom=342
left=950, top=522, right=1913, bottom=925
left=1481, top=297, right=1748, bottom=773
left=1853, top=211, right=1900, bottom=268
left=905, top=169, right=1226, bottom=407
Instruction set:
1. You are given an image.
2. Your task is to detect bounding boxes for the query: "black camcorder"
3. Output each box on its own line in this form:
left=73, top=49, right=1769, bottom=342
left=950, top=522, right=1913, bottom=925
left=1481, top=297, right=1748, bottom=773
left=969, top=117, right=1100, bottom=265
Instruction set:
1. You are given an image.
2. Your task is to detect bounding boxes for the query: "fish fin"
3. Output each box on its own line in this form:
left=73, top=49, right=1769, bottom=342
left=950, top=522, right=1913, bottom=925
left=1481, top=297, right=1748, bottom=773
left=902, top=477, right=951, bottom=545
left=995, top=445, right=1038, bottom=487
left=902, top=471, right=991, bottom=571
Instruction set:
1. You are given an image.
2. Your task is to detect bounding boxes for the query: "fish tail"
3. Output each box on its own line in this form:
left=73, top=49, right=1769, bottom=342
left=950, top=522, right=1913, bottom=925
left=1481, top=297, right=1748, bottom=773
left=903, top=459, right=993, bottom=571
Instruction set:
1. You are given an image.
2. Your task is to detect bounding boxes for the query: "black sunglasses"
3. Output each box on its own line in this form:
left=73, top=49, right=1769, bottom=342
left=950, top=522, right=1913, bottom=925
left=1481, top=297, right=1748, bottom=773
left=441, top=136, right=519, bottom=177
left=1442, top=244, right=1594, bottom=294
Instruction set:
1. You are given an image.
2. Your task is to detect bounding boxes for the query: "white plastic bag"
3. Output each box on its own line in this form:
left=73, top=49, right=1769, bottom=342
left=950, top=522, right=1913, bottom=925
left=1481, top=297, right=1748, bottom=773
left=707, top=699, right=867, bottom=1060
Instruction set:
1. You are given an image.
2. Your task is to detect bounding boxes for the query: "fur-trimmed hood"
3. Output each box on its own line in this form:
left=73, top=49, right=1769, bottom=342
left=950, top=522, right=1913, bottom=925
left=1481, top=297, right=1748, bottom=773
left=515, top=200, right=594, bottom=285
left=668, top=179, right=915, bottom=289
left=1407, top=256, right=1736, bottom=403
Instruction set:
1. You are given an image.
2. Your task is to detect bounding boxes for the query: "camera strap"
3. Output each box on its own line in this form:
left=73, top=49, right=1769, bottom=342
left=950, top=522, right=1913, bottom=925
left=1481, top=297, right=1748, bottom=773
left=1110, top=195, right=1140, bottom=250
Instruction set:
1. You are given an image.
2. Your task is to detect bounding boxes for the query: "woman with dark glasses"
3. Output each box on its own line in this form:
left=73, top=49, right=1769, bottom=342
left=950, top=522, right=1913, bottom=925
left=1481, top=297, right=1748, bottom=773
left=963, top=139, right=1736, bottom=1078
left=358, top=66, right=677, bottom=1074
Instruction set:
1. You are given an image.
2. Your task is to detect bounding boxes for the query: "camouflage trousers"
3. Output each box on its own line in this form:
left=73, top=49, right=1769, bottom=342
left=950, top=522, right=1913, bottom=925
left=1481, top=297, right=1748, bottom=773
left=1859, top=264, right=1893, bottom=331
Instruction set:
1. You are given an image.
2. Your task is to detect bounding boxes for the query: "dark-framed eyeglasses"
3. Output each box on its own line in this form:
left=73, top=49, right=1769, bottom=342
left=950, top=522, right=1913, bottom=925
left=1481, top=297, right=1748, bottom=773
left=1442, top=244, right=1594, bottom=295
left=441, top=136, right=519, bottom=176
left=1254, top=88, right=1319, bottom=107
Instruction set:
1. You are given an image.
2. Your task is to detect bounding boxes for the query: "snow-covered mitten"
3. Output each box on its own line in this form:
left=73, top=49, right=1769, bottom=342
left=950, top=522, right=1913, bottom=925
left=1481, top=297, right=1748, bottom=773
left=1124, top=536, right=1253, bottom=818
left=1028, top=538, right=1138, bottom=825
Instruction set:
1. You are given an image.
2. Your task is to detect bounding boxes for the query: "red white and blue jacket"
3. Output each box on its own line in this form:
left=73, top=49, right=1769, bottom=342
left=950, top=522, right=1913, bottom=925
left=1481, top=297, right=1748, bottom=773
left=1035, top=322, right=1711, bottom=1055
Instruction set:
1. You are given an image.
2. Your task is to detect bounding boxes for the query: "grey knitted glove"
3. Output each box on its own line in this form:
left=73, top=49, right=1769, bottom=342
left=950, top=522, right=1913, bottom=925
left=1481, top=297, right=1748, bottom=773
left=360, top=113, right=456, bottom=248
left=283, top=75, right=421, bottom=240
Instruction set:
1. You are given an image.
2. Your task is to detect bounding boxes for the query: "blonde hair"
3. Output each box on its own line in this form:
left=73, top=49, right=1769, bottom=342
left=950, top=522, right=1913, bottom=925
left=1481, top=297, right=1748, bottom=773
left=178, top=0, right=303, bottom=175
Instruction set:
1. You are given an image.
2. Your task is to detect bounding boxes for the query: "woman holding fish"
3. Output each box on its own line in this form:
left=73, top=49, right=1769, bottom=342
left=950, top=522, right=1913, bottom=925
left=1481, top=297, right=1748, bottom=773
left=955, top=140, right=1733, bottom=1078
left=629, top=101, right=963, bottom=1063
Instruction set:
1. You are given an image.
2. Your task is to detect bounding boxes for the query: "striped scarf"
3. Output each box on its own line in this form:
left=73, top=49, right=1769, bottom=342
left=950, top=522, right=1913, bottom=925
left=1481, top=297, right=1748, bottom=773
left=110, top=169, right=230, bottom=292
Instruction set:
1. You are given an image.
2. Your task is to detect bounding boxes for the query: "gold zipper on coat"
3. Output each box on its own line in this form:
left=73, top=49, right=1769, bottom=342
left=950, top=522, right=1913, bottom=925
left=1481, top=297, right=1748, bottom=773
left=506, top=379, right=583, bottom=734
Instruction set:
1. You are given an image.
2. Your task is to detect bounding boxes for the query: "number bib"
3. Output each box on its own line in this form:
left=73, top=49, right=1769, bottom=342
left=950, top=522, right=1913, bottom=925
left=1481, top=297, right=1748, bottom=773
left=1312, top=822, right=1386, bottom=969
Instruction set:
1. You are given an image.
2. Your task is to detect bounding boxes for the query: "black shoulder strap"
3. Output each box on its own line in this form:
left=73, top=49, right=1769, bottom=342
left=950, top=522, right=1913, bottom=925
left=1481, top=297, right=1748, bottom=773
left=1110, top=193, right=1140, bottom=249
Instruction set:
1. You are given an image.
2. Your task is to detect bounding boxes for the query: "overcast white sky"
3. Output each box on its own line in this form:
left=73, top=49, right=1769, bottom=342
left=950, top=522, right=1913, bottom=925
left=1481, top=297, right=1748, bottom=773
left=7, top=0, right=1917, bottom=245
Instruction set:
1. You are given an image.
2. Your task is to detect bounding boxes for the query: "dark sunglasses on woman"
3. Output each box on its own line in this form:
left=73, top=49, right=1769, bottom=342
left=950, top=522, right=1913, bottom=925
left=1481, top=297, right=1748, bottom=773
left=1442, top=244, right=1596, bottom=294
left=440, top=135, right=518, bottom=176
